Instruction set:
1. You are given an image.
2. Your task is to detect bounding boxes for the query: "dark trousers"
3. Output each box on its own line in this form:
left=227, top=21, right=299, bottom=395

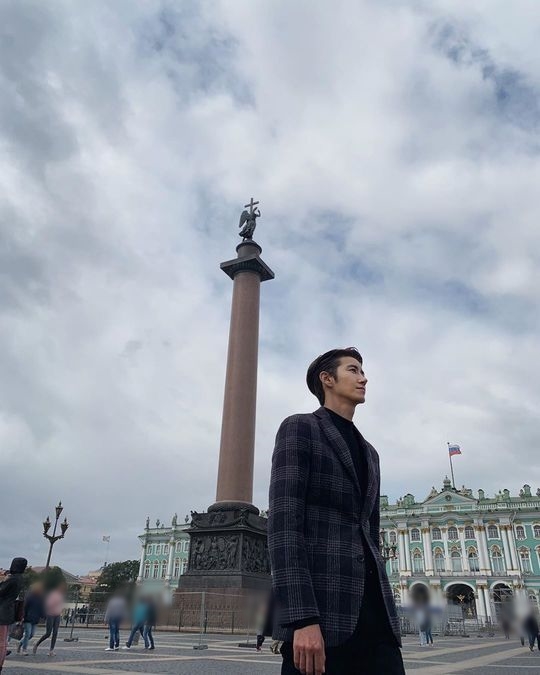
left=281, top=558, right=405, bottom=675
left=108, top=619, right=121, bottom=649
left=528, top=631, right=540, bottom=650
left=36, top=616, right=61, bottom=651
left=143, top=625, right=154, bottom=649
left=126, top=623, right=146, bottom=648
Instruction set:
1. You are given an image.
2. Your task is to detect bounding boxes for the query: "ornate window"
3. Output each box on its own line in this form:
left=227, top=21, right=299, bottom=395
left=468, top=549, right=479, bottom=572
left=183, top=541, right=190, bottom=552
left=181, top=560, right=188, bottom=574
left=164, top=544, right=169, bottom=555
left=161, top=560, right=167, bottom=578
left=534, top=525, right=540, bottom=539
left=144, top=562, right=150, bottom=579
left=490, top=546, right=504, bottom=573
left=451, top=550, right=462, bottom=572
left=529, top=593, right=538, bottom=606
left=488, top=525, right=499, bottom=539
left=393, top=589, right=401, bottom=605
left=448, top=526, right=458, bottom=541
left=515, top=526, right=526, bottom=540
left=152, top=561, right=159, bottom=579
left=146, top=544, right=152, bottom=555
left=464, top=526, right=475, bottom=540
left=432, top=527, right=442, bottom=540
left=434, top=548, right=445, bottom=573
left=411, top=528, right=421, bottom=542
left=389, top=531, right=397, bottom=545
left=173, top=558, right=180, bottom=577
left=176, top=542, right=182, bottom=552
left=519, top=547, right=532, bottom=573
left=391, top=556, right=399, bottom=574
left=412, top=550, right=424, bottom=573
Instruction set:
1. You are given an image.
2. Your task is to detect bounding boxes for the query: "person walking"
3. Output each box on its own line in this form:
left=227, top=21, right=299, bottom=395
left=143, top=597, right=156, bottom=651
left=524, top=611, right=539, bottom=652
left=0, top=558, right=27, bottom=673
left=123, top=597, right=148, bottom=649
left=268, top=347, right=404, bottom=675
left=423, top=608, right=434, bottom=647
left=33, top=581, right=66, bottom=657
left=17, top=582, right=45, bottom=655
left=104, top=592, right=127, bottom=651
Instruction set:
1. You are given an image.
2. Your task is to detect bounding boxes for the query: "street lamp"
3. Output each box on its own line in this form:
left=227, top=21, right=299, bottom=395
left=43, top=501, right=69, bottom=570
left=379, top=528, right=398, bottom=562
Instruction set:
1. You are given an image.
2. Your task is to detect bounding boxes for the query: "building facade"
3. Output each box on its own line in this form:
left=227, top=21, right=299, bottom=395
left=136, top=515, right=191, bottom=597
left=381, top=477, right=540, bottom=621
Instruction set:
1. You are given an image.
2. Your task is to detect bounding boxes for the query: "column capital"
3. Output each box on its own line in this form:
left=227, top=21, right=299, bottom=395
left=421, top=527, right=430, bottom=534
left=476, top=525, right=486, bottom=531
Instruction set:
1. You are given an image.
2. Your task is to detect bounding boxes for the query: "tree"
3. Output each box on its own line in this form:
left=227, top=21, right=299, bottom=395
left=22, top=567, right=40, bottom=591
left=89, top=560, right=139, bottom=607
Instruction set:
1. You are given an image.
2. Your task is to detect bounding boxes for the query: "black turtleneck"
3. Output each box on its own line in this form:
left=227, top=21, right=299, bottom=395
left=325, top=408, right=368, bottom=508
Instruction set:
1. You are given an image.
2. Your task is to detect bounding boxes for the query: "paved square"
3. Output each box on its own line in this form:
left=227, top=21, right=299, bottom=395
left=4, top=628, right=540, bottom=674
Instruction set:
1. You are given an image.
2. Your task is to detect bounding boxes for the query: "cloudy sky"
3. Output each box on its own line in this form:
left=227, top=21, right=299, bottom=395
left=1, top=0, right=540, bottom=575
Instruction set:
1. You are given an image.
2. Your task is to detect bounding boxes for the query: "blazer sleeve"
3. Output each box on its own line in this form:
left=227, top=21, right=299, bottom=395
left=268, top=415, right=320, bottom=626
left=369, top=451, right=381, bottom=552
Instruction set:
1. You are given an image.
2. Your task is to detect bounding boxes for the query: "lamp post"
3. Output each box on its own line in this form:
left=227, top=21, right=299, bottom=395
left=380, top=528, right=398, bottom=563
left=43, top=501, right=69, bottom=570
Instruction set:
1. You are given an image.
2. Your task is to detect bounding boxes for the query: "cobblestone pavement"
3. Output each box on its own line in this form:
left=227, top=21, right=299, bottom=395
left=3, top=628, right=540, bottom=674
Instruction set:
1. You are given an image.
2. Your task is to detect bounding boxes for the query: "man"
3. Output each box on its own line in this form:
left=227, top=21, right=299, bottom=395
left=104, top=591, right=128, bottom=651
left=268, top=348, right=404, bottom=675
left=33, top=581, right=66, bottom=657
left=17, top=582, right=45, bottom=655
left=0, top=558, right=28, bottom=673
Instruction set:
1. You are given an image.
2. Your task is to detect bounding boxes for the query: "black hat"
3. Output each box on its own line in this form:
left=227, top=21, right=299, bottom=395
left=306, top=347, right=363, bottom=398
left=9, top=557, right=28, bottom=574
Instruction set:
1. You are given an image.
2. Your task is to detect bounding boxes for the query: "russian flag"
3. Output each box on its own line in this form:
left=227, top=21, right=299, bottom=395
left=448, top=444, right=462, bottom=457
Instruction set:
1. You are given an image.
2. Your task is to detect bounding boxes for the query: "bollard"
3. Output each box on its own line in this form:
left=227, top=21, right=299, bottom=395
left=193, top=592, right=208, bottom=650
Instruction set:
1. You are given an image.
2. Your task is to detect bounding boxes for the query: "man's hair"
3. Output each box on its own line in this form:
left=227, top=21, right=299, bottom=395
left=306, top=347, right=363, bottom=405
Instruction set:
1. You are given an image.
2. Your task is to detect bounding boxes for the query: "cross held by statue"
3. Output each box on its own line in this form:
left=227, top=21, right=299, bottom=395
left=244, top=198, right=259, bottom=214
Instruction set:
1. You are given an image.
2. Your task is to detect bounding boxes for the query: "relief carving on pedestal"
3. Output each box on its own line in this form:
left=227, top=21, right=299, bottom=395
left=191, top=535, right=240, bottom=571
left=242, top=537, right=270, bottom=574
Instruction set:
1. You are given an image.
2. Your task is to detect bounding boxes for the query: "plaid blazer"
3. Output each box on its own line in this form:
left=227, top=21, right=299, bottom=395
left=267, top=407, right=401, bottom=648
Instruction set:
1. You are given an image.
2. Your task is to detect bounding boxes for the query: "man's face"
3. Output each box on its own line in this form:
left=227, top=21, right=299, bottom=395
left=325, top=356, right=367, bottom=404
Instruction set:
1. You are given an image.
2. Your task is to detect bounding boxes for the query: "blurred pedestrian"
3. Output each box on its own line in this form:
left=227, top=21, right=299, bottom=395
left=0, top=557, right=28, bottom=673
left=104, top=592, right=127, bottom=651
left=33, top=581, right=66, bottom=657
left=143, top=597, right=157, bottom=650
left=17, top=582, right=45, bottom=655
left=123, top=597, right=148, bottom=649
left=524, top=611, right=539, bottom=652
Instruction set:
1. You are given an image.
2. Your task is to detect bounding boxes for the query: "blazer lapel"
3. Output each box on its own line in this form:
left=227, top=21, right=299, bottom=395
left=360, top=438, right=379, bottom=522
left=314, top=407, right=361, bottom=495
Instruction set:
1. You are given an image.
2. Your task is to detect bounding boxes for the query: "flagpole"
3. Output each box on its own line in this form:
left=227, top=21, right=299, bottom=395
left=447, top=442, right=456, bottom=489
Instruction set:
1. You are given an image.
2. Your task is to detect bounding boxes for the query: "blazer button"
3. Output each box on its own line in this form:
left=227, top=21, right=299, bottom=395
left=357, top=554, right=364, bottom=562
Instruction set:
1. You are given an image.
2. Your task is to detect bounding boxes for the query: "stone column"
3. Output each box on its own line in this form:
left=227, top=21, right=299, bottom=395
left=482, top=586, right=493, bottom=622
left=404, top=529, right=411, bottom=572
left=137, top=540, right=146, bottom=583
left=476, top=525, right=491, bottom=575
left=476, top=585, right=487, bottom=619
left=398, top=531, right=406, bottom=573
left=459, top=527, right=469, bottom=572
left=165, top=537, right=175, bottom=584
left=214, top=241, right=274, bottom=506
left=500, top=526, right=513, bottom=572
left=422, top=528, right=433, bottom=575
left=441, top=528, right=449, bottom=571
left=506, top=526, right=519, bottom=571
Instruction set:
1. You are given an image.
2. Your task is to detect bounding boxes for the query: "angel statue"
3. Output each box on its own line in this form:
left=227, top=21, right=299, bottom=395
left=238, top=198, right=260, bottom=240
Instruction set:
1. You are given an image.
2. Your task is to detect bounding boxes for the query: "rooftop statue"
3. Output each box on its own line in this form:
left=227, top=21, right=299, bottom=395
left=238, top=198, right=260, bottom=241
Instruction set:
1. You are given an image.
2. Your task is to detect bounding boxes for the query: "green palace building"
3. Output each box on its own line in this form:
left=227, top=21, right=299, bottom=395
left=136, top=515, right=190, bottom=597
left=381, top=477, right=540, bottom=620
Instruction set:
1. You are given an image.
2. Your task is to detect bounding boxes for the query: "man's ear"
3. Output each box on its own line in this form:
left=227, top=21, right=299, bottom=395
left=319, top=371, right=334, bottom=389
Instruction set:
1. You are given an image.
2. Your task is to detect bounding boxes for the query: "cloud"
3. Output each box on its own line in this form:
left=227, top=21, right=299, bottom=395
left=1, top=0, right=539, bottom=573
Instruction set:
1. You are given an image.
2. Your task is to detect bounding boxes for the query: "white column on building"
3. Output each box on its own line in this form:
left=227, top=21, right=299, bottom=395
left=441, top=528, right=450, bottom=571
left=165, top=537, right=175, bottom=584
left=482, top=586, right=493, bottom=622
left=137, top=540, right=146, bottom=583
left=459, top=527, right=469, bottom=572
left=404, top=528, right=411, bottom=572
left=422, top=528, right=433, bottom=575
left=401, top=582, right=410, bottom=606
left=398, top=531, right=406, bottom=573
left=506, top=526, right=519, bottom=571
left=476, top=525, right=491, bottom=574
left=476, top=585, right=487, bottom=619
left=500, top=526, right=513, bottom=571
